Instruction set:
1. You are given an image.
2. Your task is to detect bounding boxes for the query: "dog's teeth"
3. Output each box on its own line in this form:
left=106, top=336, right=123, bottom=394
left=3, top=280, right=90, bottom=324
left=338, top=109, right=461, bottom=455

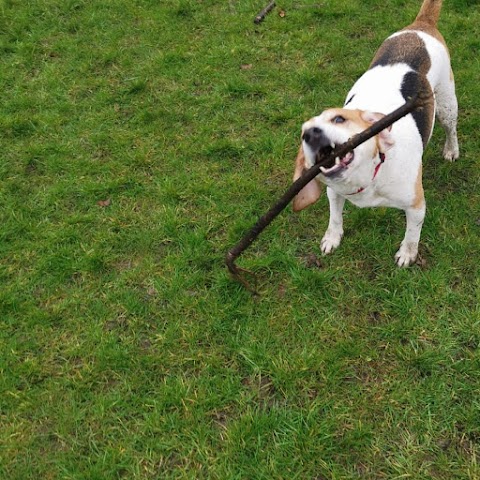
left=330, top=142, right=335, bottom=149
left=335, top=157, right=341, bottom=165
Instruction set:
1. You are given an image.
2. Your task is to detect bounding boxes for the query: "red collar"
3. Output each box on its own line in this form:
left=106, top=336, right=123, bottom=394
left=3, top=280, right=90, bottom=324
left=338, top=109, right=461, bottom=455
left=347, top=152, right=386, bottom=196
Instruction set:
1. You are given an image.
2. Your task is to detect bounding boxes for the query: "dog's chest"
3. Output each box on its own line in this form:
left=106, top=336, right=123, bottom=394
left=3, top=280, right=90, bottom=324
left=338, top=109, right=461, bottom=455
left=325, top=149, right=419, bottom=210
left=342, top=183, right=398, bottom=208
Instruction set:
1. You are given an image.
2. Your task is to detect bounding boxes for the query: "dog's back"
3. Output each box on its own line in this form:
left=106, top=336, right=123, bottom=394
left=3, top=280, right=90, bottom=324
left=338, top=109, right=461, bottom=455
left=344, top=0, right=456, bottom=156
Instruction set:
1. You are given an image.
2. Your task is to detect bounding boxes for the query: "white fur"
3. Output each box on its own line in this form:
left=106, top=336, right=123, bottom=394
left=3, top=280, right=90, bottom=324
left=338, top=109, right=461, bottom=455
left=298, top=28, right=459, bottom=266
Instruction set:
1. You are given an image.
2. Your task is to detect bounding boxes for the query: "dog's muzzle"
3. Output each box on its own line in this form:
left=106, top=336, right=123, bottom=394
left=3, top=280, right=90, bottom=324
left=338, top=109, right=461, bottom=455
left=302, top=127, right=355, bottom=177
left=302, top=127, right=334, bottom=159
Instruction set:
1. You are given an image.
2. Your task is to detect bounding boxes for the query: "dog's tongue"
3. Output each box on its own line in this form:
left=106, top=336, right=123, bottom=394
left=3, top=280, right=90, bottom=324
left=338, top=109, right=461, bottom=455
left=320, top=152, right=354, bottom=177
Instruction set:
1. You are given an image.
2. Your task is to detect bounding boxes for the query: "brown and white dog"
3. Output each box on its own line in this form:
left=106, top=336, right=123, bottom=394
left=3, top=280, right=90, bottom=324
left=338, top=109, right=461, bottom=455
left=293, top=0, right=459, bottom=266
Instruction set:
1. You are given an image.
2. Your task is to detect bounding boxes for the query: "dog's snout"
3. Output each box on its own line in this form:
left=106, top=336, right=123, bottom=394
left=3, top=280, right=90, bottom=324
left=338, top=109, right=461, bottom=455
left=302, top=127, right=332, bottom=152
left=302, top=127, right=322, bottom=145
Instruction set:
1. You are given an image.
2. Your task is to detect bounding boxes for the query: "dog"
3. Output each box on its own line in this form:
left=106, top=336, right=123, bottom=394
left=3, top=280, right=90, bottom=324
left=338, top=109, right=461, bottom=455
left=293, top=0, right=459, bottom=266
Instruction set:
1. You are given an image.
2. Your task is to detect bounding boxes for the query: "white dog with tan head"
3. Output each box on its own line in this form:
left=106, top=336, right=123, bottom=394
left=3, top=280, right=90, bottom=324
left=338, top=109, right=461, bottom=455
left=293, top=0, right=459, bottom=266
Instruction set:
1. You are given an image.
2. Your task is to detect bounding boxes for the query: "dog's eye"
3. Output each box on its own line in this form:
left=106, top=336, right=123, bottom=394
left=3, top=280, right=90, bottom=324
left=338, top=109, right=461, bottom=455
left=332, top=115, right=346, bottom=124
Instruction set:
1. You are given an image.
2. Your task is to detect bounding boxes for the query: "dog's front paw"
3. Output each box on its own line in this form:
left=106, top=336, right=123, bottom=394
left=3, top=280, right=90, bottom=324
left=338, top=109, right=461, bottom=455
left=321, top=229, right=343, bottom=255
left=395, top=242, right=418, bottom=267
left=443, top=143, right=459, bottom=162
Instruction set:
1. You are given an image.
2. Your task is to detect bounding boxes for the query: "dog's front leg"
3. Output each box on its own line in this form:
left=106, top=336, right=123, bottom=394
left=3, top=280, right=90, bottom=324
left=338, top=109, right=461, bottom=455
left=321, top=187, right=345, bottom=255
left=395, top=204, right=426, bottom=267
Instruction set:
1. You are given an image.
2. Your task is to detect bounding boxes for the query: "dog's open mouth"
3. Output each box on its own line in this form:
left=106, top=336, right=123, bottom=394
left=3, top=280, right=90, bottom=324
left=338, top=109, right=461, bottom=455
left=315, top=145, right=355, bottom=177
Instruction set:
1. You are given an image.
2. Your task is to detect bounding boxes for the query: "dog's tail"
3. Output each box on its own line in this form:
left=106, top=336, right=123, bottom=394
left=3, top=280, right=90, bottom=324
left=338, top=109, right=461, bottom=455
left=415, top=0, right=443, bottom=26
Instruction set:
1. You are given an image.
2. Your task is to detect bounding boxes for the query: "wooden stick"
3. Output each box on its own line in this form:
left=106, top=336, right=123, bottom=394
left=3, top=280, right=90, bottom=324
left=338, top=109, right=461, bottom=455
left=225, top=93, right=424, bottom=293
left=254, top=1, right=276, bottom=24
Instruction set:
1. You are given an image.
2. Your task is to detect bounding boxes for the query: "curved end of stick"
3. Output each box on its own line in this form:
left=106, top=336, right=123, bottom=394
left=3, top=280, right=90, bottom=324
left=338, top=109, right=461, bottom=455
left=225, top=251, right=259, bottom=296
left=225, top=251, right=237, bottom=276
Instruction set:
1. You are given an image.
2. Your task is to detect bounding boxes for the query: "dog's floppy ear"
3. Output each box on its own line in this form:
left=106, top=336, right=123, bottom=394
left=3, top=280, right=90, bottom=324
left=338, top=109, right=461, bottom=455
left=292, top=144, right=321, bottom=212
left=360, top=111, right=395, bottom=152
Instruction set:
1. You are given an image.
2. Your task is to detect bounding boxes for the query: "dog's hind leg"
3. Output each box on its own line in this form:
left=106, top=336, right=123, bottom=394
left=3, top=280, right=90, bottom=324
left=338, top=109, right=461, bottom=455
left=435, top=72, right=459, bottom=161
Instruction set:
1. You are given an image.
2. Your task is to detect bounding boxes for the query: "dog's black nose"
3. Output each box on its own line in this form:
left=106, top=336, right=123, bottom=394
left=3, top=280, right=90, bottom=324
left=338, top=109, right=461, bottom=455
left=302, top=127, right=321, bottom=144
left=302, top=127, right=330, bottom=151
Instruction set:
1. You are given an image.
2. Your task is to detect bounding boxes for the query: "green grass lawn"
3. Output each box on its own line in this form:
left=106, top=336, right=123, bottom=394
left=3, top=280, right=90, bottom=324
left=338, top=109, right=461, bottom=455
left=1, top=0, right=479, bottom=478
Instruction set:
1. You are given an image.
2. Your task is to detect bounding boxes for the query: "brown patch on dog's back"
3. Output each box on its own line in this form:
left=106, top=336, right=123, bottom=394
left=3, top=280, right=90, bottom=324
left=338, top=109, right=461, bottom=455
left=405, top=22, right=448, bottom=50
left=370, top=32, right=431, bottom=76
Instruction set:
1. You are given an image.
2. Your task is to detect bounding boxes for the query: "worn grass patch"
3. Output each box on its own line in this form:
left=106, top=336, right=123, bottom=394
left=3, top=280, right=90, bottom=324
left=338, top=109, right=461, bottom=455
left=1, top=0, right=479, bottom=478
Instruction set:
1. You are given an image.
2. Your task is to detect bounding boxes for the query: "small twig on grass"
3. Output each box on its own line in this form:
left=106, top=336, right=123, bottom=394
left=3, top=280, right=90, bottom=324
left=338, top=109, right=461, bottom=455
left=254, top=1, right=276, bottom=24
left=225, top=93, right=425, bottom=294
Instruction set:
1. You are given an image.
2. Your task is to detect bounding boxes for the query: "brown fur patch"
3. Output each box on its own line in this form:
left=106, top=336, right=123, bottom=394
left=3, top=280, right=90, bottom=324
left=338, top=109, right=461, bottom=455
left=404, top=21, right=448, bottom=51
left=374, top=137, right=381, bottom=158
left=323, top=108, right=371, bottom=130
left=292, top=144, right=322, bottom=212
left=407, top=0, right=449, bottom=53
left=415, top=0, right=443, bottom=27
left=370, top=32, right=431, bottom=76
left=293, top=144, right=305, bottom=182
left=321, top=108, right=394, bottom=153
left=412, top=163, right=425, bottom=209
